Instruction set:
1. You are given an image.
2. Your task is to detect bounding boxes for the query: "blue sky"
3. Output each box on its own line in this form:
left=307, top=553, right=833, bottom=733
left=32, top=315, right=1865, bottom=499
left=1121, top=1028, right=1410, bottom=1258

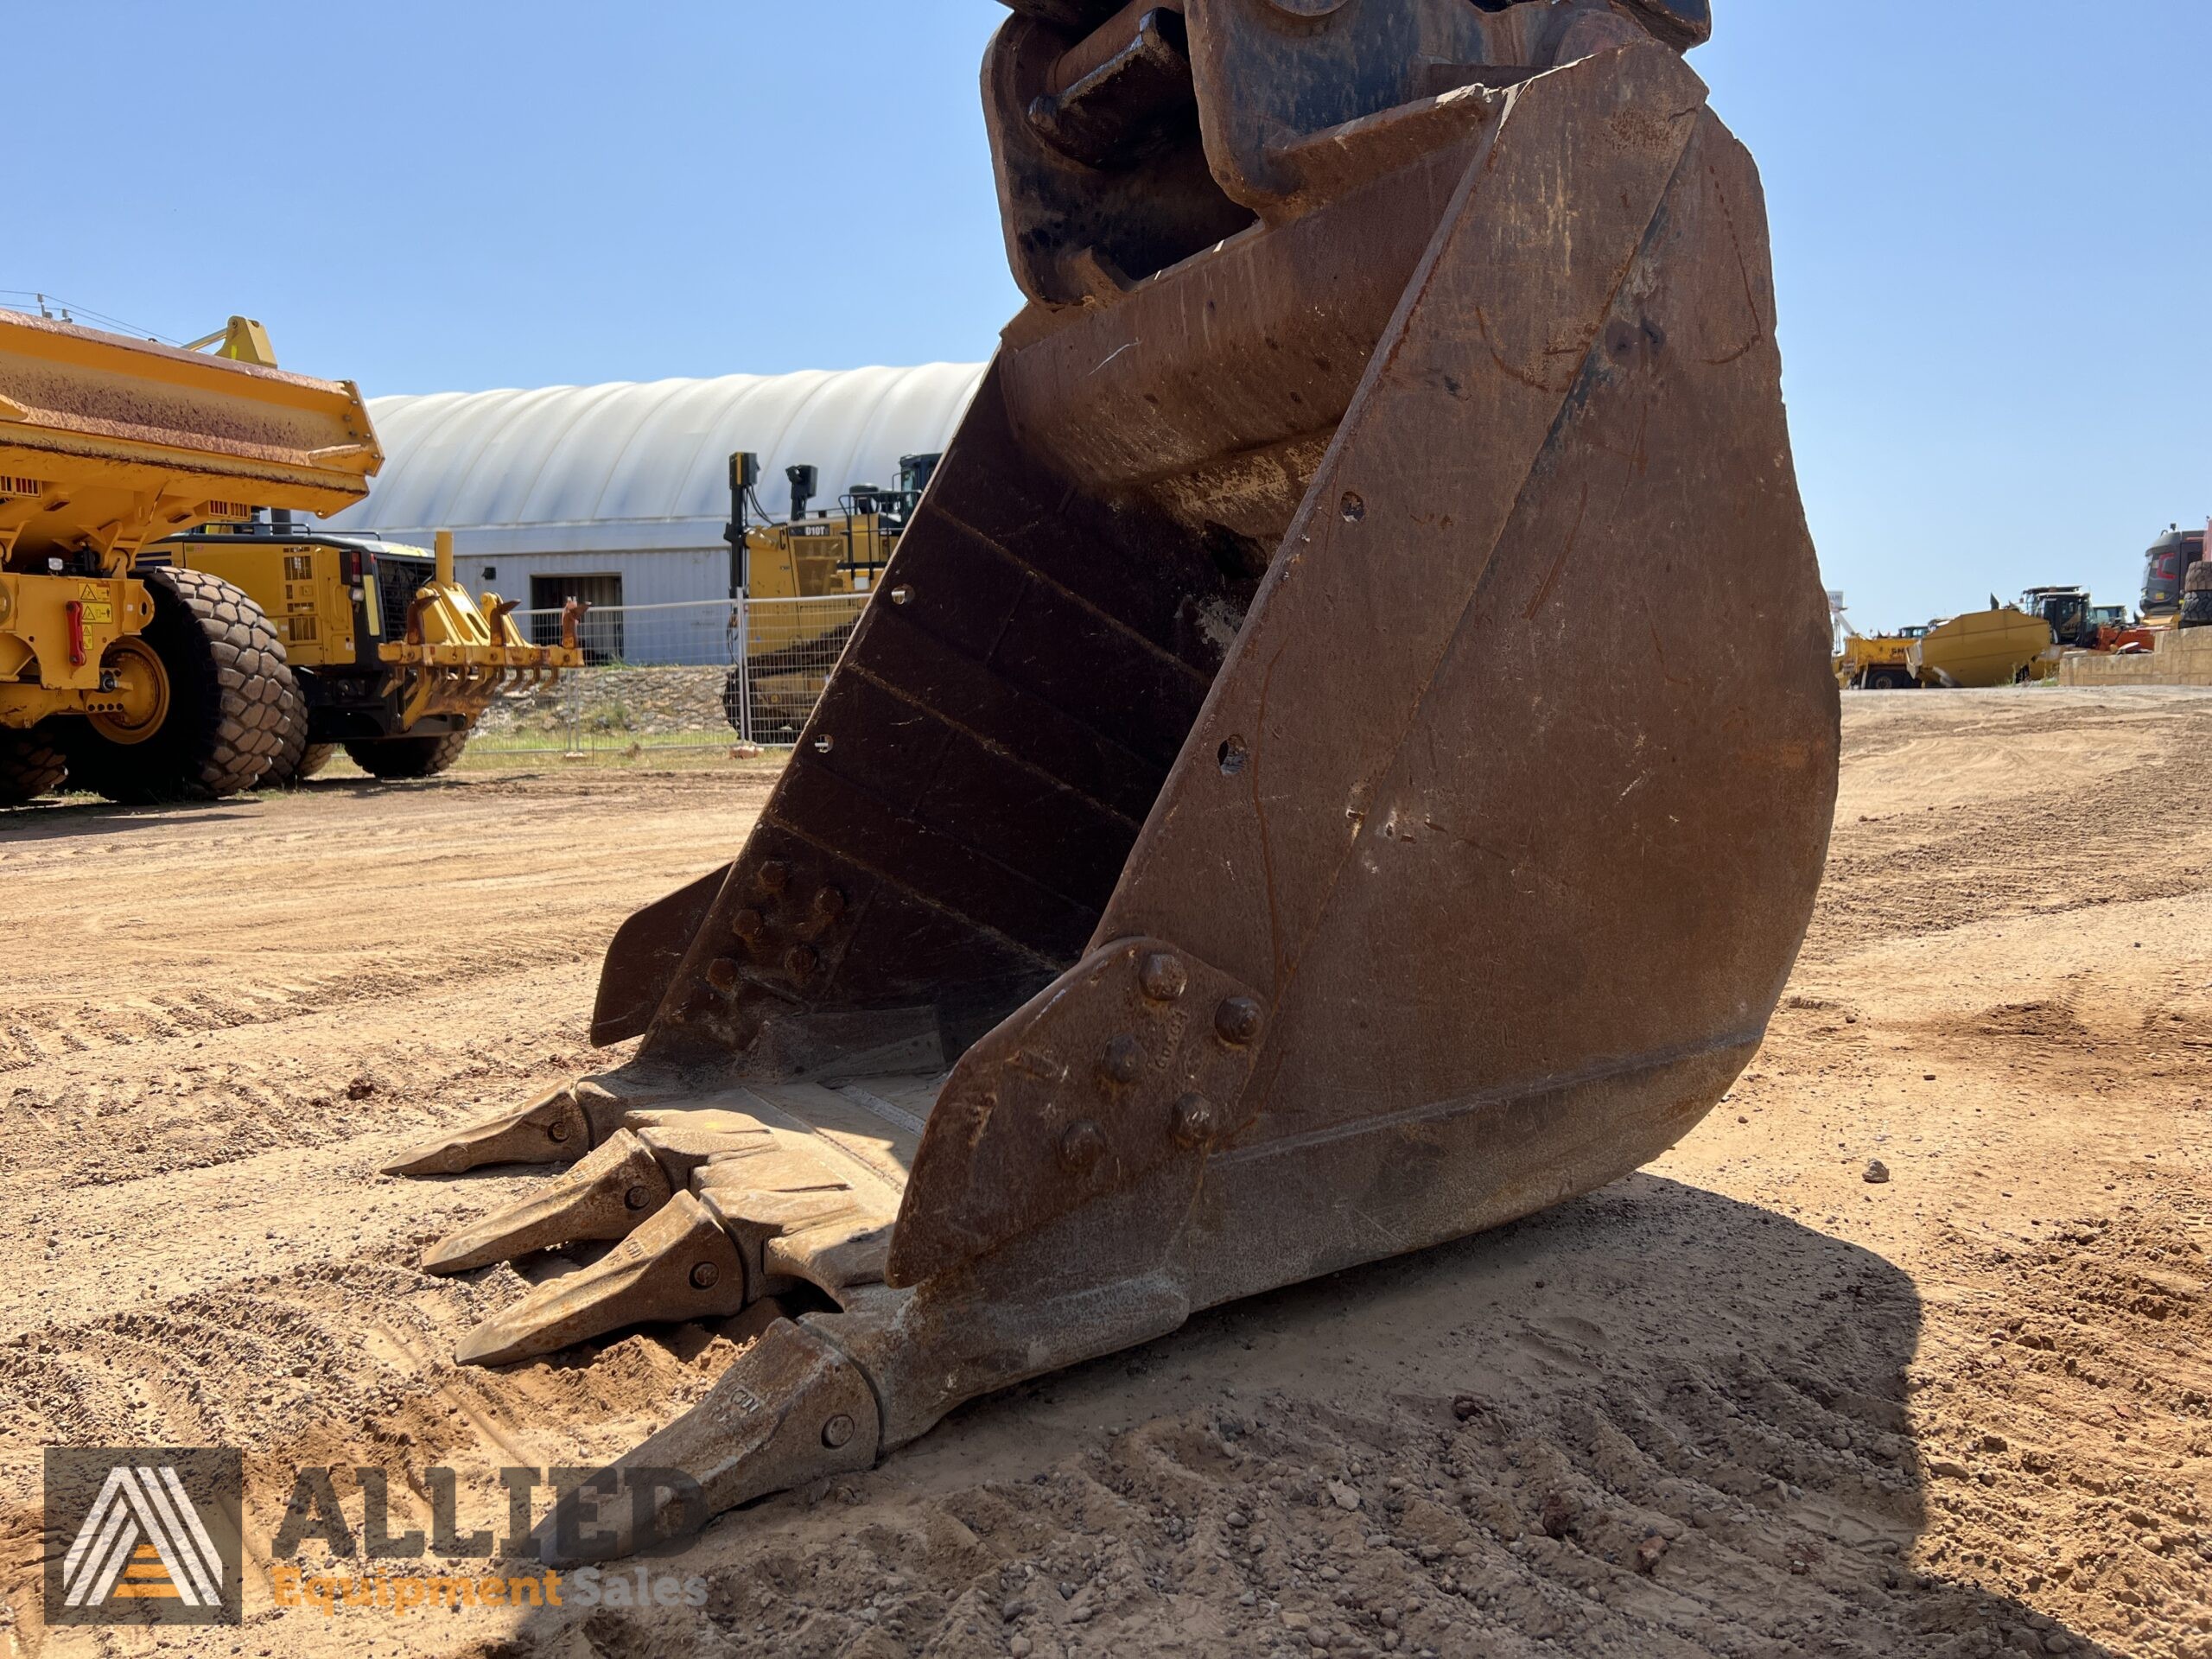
left=16, top=2, right=2210, bottom=626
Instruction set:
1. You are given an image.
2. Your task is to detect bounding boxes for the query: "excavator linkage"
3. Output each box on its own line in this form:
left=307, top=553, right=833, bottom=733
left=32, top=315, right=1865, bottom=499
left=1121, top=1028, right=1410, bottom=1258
left=389, top=0, right=1837, bottom=1560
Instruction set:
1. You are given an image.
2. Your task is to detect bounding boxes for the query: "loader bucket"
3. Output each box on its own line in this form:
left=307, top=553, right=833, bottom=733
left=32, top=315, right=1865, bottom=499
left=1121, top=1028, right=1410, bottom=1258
left=391, top=0, right=1836, bottom=1559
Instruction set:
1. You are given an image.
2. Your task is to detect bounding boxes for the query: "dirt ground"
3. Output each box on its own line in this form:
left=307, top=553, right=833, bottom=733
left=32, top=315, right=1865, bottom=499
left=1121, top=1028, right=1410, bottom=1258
left=3, top=688, right=2210, bottom=1659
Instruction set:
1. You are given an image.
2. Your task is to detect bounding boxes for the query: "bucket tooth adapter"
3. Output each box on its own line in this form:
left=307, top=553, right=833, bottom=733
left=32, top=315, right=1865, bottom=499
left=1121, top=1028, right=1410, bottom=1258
left=390, top=0, right=1837, bottom=1560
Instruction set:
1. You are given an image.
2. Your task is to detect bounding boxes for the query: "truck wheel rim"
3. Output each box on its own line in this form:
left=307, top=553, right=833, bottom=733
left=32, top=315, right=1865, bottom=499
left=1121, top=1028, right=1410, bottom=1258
left=87, top=638, right=169, bottom=744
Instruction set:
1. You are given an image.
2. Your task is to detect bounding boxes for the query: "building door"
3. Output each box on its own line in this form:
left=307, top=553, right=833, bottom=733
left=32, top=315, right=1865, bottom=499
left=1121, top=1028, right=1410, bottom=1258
left=531, top=574, right=624, bottom=661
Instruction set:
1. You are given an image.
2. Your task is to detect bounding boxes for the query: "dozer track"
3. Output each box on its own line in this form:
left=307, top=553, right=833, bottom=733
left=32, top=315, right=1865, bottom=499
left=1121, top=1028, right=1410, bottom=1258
left=388, top=0, right=1837, bottom=1560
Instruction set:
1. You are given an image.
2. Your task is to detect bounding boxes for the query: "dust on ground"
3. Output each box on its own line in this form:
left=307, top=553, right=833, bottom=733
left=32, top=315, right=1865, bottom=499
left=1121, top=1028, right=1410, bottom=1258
left=3, top=689, right=2209, bottom=1658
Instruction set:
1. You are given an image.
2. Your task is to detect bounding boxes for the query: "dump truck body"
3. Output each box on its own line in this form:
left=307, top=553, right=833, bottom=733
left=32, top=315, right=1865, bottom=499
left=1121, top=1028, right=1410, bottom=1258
left=0, top=313, right=378, bottom=801
left=1908, top=607, right=2057, bottom=688
left=386, top=0, right=1835, bottom=1556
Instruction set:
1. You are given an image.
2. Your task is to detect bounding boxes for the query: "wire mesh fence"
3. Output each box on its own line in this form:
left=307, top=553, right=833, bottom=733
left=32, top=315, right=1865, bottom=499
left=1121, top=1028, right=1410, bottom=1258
left=452, top=594, right=867, bottom=766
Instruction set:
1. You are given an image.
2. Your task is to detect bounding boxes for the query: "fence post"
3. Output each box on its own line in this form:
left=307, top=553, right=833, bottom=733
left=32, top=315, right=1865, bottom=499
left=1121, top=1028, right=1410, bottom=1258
left=735, top=593, right=753, bottom=748
left=563, top=651, right=584, bottom=759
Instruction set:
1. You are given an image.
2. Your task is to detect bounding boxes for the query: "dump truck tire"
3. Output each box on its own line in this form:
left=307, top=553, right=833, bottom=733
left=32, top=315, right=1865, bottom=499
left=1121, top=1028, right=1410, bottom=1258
left=297, top=743, right=336, bottom=780
left=2182, top=560, right=2212, bottom=626
left=262, top=668, right=314, bottom=788
left=1864, top=667, right=1914, bottom=691
left=344, top=731, right=467, bottom=779
left=0, top=726, right=67, bottom=806
left=60, top=568, right=289, bottom=803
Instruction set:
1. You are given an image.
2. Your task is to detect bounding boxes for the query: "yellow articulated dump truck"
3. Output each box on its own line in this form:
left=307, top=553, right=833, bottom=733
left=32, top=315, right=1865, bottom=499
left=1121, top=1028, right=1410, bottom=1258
left=718, top=451, right=939, bottom=739
left=0, top=312, right=378, bottom=804
left=0, top=311, right=583, bottom=803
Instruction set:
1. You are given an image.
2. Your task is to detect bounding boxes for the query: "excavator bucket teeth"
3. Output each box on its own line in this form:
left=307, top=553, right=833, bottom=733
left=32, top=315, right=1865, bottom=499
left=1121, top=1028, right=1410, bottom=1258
left=390, top=3, right=1837, bottom=1556
left=533, top=1315, right=882, bottom=1563
left=454, top=1192, right=750, bottom=1368
left=421, top=1128, right=676, bottom=1274
left=383, top=1083, right=594, bottom=1177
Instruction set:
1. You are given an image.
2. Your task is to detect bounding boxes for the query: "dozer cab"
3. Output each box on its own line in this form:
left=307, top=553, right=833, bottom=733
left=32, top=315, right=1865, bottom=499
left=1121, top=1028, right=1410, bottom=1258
left=387, top=0, right=1838, bottom=1558
left=0, top=313, right=379, bottom=804
left=720, top=451, right=942, bottom=741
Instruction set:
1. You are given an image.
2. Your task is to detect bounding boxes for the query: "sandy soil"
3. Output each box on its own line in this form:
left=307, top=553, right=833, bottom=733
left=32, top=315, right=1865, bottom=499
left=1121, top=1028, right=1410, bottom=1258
left=3, top=689, right=2209, bottom=1659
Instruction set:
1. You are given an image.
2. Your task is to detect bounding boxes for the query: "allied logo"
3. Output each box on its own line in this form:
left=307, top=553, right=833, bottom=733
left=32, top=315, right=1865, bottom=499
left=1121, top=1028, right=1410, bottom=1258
left=44, top=1449, right=243, bottom=1627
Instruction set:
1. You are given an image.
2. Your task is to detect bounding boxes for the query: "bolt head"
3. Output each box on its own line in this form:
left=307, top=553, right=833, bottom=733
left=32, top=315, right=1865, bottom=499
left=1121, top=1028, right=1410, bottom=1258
left=707, top=956, right=741, bottom=990
left=813, top=886, right=847, bottom=921
left=822, top=1413, right=857, bottom=1449
left=758, top=860, right=791, bottom=893
left=1138, top=951, right=1187, bottom=1002
left=624, top=1185, right=652, bottom=1211
left=546, top=1119, right=573, bottom=1144
left=689, top=1261, right=721, bottom=1290
left=1172, top=1092, right=1219, bottom=1148
left=1059, top=1119, right=1107, bottom=1173
left=785, top=944, right=819, bottom=980
left=1099, top=1035, right=1145, bottom=1085
left=732, top=907, right=766, bottom=942
left=1215, top=995, right=1264, bottom=1046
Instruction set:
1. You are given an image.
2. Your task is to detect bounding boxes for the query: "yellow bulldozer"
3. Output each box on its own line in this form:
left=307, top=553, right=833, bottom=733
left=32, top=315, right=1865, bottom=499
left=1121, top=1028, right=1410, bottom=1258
left=718, top=451, right=940, bottom=741
left=384, top=0, right=1838, bottom=1559
left=0, top=312, right=582, bottom=802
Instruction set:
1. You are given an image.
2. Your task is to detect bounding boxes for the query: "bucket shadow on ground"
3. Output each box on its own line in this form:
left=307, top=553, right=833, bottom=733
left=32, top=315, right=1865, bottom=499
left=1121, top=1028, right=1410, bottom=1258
left=503, top=1173, right=2108, bottom=1657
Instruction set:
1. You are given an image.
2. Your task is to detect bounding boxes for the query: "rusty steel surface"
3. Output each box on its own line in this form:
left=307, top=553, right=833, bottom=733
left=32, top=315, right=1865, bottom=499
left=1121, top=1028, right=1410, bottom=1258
left=386, top=0, right=1839, bottom=1560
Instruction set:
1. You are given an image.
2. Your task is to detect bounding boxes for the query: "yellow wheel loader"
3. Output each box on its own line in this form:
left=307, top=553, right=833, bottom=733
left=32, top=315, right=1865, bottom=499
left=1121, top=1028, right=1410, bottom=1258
left=0, top=313, right=379, bottom=804
left=149, top=523, right=584, bottom=784
left=388, top=0, right=1838, bottom=1559
left=1835, top=626, right=1928, bottom=690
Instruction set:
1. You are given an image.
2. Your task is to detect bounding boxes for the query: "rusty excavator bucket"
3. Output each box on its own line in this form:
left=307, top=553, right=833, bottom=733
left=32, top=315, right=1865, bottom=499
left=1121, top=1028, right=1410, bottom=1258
left=389, top=0, right=1838, bottom=1558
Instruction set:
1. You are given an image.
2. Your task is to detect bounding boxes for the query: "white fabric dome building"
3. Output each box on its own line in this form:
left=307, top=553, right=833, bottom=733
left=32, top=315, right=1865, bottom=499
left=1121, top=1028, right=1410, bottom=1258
left=322, top=363, right=987, bottom=615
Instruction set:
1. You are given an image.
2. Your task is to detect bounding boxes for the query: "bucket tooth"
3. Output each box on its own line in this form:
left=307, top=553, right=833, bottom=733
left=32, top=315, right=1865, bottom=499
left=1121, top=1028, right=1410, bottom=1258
left=382, top=1082, right=594, bottom=1177
left=420, top=1128, right=677, bottom=1275
left=531, top=1315, right=881, bottom=1563
left=384, top=1075, right=683, bottom=1178
left=454, top=1191, right=749, bottom=1367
